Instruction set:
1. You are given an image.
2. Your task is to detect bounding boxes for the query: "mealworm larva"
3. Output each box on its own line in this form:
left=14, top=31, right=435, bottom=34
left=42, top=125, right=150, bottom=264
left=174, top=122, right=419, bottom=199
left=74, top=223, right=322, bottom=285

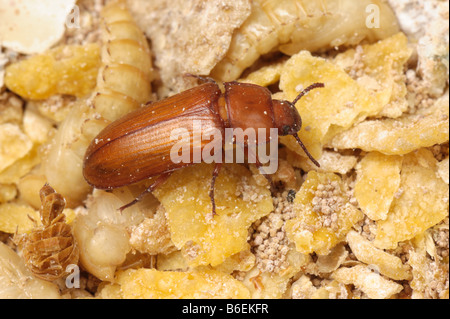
left=65, top=1, right=158, bottom=282
left=211, top=0, right=400, bottom=81
left=14, top=184, right=79, bottom=281
left=43, top=0, right=154, bottom=206
left=94, top=0, right=153, bottom=121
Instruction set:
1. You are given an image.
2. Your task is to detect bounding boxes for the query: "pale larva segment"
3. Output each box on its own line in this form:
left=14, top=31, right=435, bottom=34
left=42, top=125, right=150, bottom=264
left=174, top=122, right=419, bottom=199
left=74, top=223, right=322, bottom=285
left=98, top=64, right=151, bottom=104
left=73, top=188, right=158, bottom=282
left=101, top=0, right=150, bottom=50
left=0, top=242, right=61, bottom=299
left=212, top=0, right=399, bottom=81
left=43, top=102, right=101, bottom=207
left=95, top=0, right=153, bottom=121
left=91, top=92, right=139, bottom=124
left=211, top=2, right=275, bottom=82
left=100, top=20, right=152, bottom=80
left=101, top=0, right=136, bottom=24
left=280, top=0, right=400, bottom=54
left=71, top=0, right=157, bottom=274
left=105, top=39, right=152, bottom=79
left=102, top=21, right=149, bottom=50
left=43, top=0, right=154, bottom=206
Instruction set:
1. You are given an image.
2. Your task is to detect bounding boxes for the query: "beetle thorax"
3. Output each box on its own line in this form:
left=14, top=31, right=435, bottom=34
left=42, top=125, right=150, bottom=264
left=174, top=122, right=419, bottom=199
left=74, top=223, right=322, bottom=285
left=222, top=81, right=276, bottom=144
left=271, top=100, right=302, bottom=136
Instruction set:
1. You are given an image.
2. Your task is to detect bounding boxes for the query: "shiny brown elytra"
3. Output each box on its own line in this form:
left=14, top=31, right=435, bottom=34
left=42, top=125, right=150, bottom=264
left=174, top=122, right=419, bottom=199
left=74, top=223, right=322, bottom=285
left=83, top=79, right=324, bottom=215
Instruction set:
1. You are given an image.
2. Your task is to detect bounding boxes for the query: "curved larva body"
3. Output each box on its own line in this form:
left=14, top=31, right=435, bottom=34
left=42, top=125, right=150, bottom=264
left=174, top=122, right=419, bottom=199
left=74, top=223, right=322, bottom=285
left=0, top=242, right=62, bottom=298
left=212, top=0, right=399, bottom=81
left=94, top=0, right=153, bottom=121
left=54, top=0, right=158, bottom=282
left=43, top=0, right=153, bottom=206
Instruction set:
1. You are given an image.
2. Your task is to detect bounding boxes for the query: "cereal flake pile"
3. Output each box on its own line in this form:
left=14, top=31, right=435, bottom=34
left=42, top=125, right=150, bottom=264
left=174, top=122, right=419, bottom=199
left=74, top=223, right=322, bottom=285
left=0, top=0, right=448, bottom=299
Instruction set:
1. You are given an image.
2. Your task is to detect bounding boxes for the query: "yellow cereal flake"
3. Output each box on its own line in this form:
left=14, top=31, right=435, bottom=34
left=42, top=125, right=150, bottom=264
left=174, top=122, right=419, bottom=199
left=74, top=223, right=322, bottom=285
left=0, top=124, right=33, bottom=173
left=0, top=147, right=40, bottom=185
left=413, top=230, right=439, bottom=262
left=291, top=276, right=346, bottom=299
left=23, top=104, right=54, bottom=145
left=214, top=249, right=256, bottom=274
left=436, top=156, right=449, bottom=184
left=287, top=148, right=357, bottom=175
left=129, top=205, right=176, bottom=256
left=315, top=243, right=348, bottom=274
left=29, top=97, right=75, bottom=124
left=328, top=93, right=449, bottom=155
left=0, top=93, right=23, bottom=125
left=241, top=248, right=310, bottom=299
left=374, top=149, right=449, bottom=249
left=290, top=275, right=318, bottom=299
left=332, top=265, right=403, bottom=299
left=408, top=249, right=449, bottom=299
left=240, top=58, right=286, bottom=87
left=0, top=184, right=17, bottom=203
left=354, top=152, right=403, bottom=221
left=0, top=203, right=39, bottom=234
left=0, top=202, right=76, bottom=235
left=101, top=268, right=250, bottom=299
left=96, top=281, right=122, bottom=299
left=334, top=33, right=412, bottom=118
left=347, top=231, right=411, bottom=281
left=5, top=44, right=100, bottom=99
left=16, top=174, right=48, bottom=209
left=279, top=51, right=383, bottom=160
left=285, top=171, right=363, bottom=255
left=156, top=250, right=189, bottom=272
left=153, top=163, right=273, bottom=267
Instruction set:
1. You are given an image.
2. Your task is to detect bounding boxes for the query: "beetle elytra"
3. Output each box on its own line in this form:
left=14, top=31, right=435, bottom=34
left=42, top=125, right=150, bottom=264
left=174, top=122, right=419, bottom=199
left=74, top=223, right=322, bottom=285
left=83, top=78, right=324, bottom=215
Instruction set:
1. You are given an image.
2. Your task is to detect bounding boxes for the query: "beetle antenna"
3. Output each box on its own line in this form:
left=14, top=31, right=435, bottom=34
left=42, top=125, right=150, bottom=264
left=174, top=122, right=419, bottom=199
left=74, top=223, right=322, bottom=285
left=291, top=82, right=325, bottom=106
left=293, top=133, right=320, bottom=167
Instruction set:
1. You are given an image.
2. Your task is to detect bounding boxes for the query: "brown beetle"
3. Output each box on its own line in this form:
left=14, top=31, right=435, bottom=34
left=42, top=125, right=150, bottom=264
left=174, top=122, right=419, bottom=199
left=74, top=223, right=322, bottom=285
left=83, top=78, right=323, bottom=215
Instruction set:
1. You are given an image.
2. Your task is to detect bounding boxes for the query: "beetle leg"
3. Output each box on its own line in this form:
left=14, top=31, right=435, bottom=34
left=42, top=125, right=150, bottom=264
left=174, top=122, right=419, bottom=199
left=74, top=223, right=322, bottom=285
left=247, top=146, right=275, bottom=192
left=209, top=163, right=222, bottom=217
left=119, top=172, right=172, bottom=212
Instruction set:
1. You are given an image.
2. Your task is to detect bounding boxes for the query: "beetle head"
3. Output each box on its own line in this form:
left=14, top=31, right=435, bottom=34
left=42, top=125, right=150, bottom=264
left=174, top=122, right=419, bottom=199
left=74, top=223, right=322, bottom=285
left=273, top=82, right=325, bottom=167
left=273, top=82, right=325, bottom=136
left=272, top=100, right=302, bottom=136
